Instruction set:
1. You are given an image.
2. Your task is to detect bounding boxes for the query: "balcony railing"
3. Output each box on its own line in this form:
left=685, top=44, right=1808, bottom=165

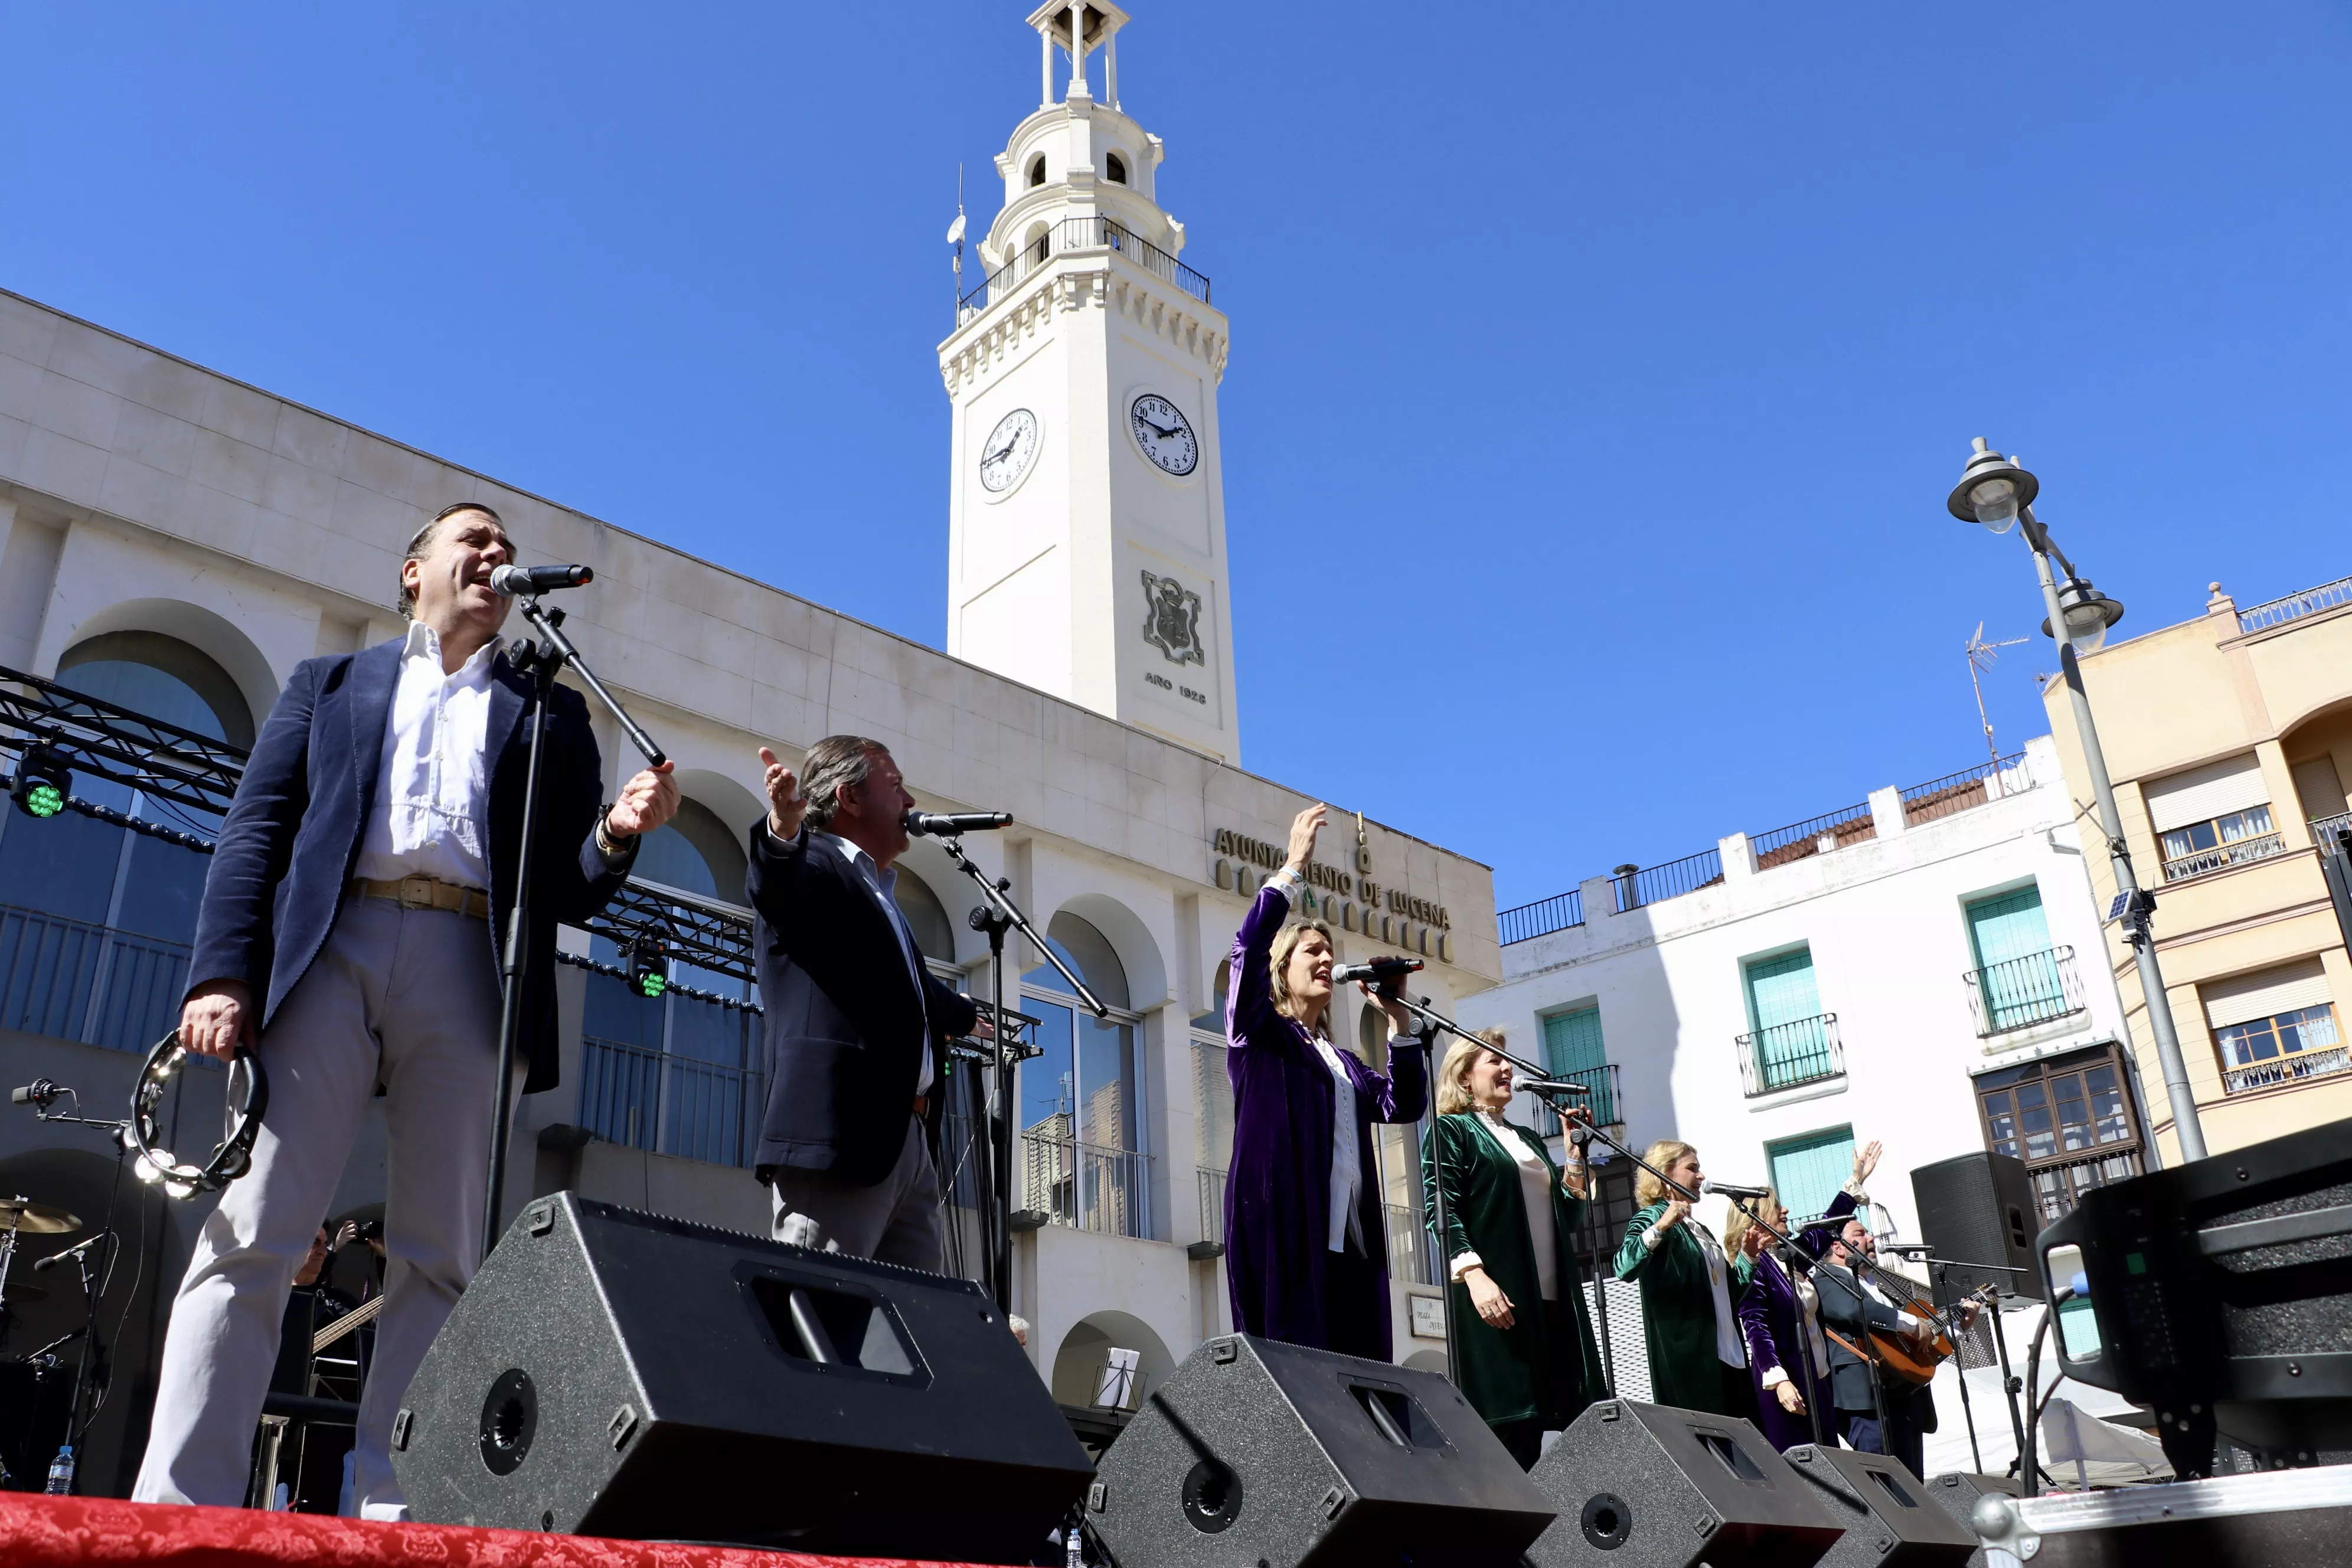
left=1903, top=752, right=2028, bottom=827
left=1498, top=889, right=1583, bottom=945
left=0, top=903, right=190, bottom=1053
left=1613, top=848, right=1725, bottom=911
left=2222, top=1045, right=2352, bottom=1097
left=1964, top=946, right=2085, bottom=1036
left=1554, top=1062, right=1622, bottom=1128
left=2025, top=1146, right=2145, bottom=1223
left=579, top=1035, right=760, bottom=1169
left=1022, top=1131, right=1152, bottom=1239
left=1386, top=1201, right=1435, bottom=1286
left=1734, top=1012, right=1844, bottom=1096
left=958, top=215, right=1210, bottom=322
left=2237, top=574, right=2352, bottom=635
left=2315, top=811, right=2352, bottom=852
left=1198, top=1167, right=1227, bottom=1248
left=1753, top=803, right=1876, bottom=870
left=2162, top=831, right=2289, bottom=882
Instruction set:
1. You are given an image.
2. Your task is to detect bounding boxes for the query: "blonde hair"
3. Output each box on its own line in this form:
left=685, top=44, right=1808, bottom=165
left=1436, top=1028, right=1508, bottom=1117
left=1635, top=1139, right=1697, bottom=1208
left=1721, top=1190, right=1782, bottom=1257
left=1268, top=920, right=1337, bottom=1037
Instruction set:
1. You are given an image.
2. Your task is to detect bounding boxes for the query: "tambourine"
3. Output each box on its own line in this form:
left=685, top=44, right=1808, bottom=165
left=130, top=1031, right=269, bottom=1198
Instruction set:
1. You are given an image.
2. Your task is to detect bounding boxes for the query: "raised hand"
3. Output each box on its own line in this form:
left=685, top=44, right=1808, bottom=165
left=1853, top=1139, right=1883, bottom=1183
left=758, top=746, right=807, bottom=841
left=1285, top=803, right=1328, bottom=873
left=605, top=760, right=679, bottom=839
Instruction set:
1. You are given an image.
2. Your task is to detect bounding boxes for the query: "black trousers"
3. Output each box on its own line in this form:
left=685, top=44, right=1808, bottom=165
left=1720, top=1360, right=1763, bottom=1434
left=1320, top=1233, right=1389, bottom=1362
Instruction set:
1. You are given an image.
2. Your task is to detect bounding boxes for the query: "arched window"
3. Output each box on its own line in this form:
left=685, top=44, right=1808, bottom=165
left=1025, top=222, right=1051, bottom=269
left=628, top=796, right=746, bottom=905
left=0, top=631, right=258, bottom=1053
left=1028, top=154, right=1047, bottom=188
left=1104, top=151, right=1128, bottom=185
left=893, top=869, right=956, bottom=964
left=1021, top=912, right=1147, bottom=1235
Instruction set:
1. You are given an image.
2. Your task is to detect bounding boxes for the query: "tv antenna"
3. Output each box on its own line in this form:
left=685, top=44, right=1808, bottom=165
left=1965, top=622, right=2029, bottom=773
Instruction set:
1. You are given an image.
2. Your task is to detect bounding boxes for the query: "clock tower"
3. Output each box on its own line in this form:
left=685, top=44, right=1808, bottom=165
left=939, top=2, right=1240, bottom=764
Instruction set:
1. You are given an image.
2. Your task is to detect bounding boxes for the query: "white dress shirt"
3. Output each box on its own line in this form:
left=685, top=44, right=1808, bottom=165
left=1313, top=1034, right=1361, bottom=1253
left=353, top=623, right=499, bottom=891
left=815, top=830, right=934, bottom=1097
left=1449, top=1115, right=1582, bottom=1303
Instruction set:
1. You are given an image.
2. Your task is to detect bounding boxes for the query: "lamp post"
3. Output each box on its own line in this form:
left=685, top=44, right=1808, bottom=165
left=1948, top=439, right=2209, bottom=1162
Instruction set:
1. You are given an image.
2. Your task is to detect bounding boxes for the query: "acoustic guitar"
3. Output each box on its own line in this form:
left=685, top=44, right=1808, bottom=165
left=1822, top=1273, right=1999, bottom=1388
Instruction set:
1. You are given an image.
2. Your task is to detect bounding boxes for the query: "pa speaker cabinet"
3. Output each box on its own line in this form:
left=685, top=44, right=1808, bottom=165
left=1782, top=1446, right=1976, bottom=1567
left=1912, top=1151, right=2041, bottom=1302
left=390, top=1193, right=1091, bottom=1561
left=1085, top=1332, right=1551, bottom=1568
left=1922, top=1473, right=2022, bottom=1568
left=1525, top=1399, right=1841, bottom=1568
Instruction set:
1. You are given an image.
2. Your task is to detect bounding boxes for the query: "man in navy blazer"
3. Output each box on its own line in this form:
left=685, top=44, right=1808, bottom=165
left=133, top=502, right=677, bottom=1517
left=745, top=736, right=981, bottom=1269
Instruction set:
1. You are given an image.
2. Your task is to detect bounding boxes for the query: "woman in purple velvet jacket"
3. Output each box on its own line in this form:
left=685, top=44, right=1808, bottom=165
left=1730, top=1139, right=1880, bottom=1450
left=1225, top=805, right=1429, bottom=1360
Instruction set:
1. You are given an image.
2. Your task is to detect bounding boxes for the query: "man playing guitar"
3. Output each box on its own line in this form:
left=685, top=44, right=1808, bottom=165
left=1816, top=1216, right=1985, bottom=1476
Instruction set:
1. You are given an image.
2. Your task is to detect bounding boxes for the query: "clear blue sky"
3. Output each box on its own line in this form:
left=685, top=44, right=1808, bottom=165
left=5, top=3, right=2347, bottom=908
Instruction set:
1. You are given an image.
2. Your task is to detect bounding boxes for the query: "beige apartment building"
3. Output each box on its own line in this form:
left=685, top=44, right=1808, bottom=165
left=2047, top=571, right=2352, bottom=1163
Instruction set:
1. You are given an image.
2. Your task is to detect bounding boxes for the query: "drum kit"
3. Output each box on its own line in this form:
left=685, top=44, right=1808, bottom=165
left=0, top=1193, right=91, bottom=1491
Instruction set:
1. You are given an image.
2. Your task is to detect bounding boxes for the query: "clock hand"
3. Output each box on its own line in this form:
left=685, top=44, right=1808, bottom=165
left=1144, top=421, right=1184, bottom=440
left=984, top=440, right=1017, bottom=466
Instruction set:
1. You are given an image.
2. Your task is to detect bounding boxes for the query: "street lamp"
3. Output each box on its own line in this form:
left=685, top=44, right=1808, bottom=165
left=1948, top=438, right=2209, bottom=1161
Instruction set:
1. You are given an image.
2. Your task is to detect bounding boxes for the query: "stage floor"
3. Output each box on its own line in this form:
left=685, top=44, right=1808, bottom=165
left=0, top=1494, right=992, bottom=1567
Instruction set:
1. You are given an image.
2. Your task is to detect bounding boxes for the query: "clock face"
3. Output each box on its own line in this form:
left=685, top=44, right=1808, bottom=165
left=978, top=407, right=1040, bottom=494
left=1129, top=394, right=1199, bottom=476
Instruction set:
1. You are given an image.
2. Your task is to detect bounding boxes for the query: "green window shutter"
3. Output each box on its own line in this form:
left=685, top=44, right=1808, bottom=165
left=1966, top=887, right=2052, bottom=969
left=1766, top=1126, right=1854, bottom=1224
left=1745, top=949, right=1821, bottom=1031
left=1966, top=887, right=2063, bottom=1031
left=1543, top=1007, right=1615, bottom=1125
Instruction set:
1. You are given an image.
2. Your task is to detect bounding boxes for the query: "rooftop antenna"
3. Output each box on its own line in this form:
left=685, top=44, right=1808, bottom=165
left=946, top=164, right=968, bottom=315
left=1965, top=620, right=2029, bottom=778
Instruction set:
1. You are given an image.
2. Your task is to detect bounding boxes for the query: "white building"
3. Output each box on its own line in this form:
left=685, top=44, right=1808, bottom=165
left=1458, top=734, right=2145, bottom=1247
left=0, top=5, right=1485, bottom=1496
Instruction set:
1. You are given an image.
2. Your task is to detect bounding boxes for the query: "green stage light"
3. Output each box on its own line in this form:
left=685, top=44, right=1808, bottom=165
left=12, top=746, right=70, bottom=820
left=626, top=937, right=668, bottom=999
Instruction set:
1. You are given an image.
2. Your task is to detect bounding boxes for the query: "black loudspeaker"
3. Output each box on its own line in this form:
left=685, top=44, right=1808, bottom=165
left=1920, top=1473, right=2021, bottom=1568
left=1524, top=1399, right=1841, bottom=1568
left=1912, top=1152, right=2041, bottom=1302
left=1781, top=1446, right=1977, bottom=1567
left=390, top=1193, right=1092, bottom=1560
left=1085, top=1333, right=1553, bottom=1568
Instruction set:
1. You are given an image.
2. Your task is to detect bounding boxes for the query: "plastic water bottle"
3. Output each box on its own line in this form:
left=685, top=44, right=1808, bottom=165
left=44, top=1445, right=74, bottom=1495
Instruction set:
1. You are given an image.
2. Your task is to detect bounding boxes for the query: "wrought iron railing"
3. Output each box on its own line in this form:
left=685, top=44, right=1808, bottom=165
left=1498, top=888, right=1583, bottom=945
left=1903, top=752, right=2027, bottom=827
left=2161, top=831, right=2289, bottom=882
left=1386, top=1201, right=1435, bottom=1286
left=0, top=904, right=190, bottom=1053
left=1613, top=849, right=1725, bottom=911
left=579, top=1035, right=760, bottom=1168
left=2024, top=1145, right=2145, bottom=1223
left=957, top=215, right=1210, bottom=321
left=1964, top=946, right=2085, bottom=1036
left=1556, top=1062, right=1622, bottom=1128
left=2237, top=574, right=2352, bottom=635
left=2313, top=811, right=2352, bottom=851
left=1197, top=1167, right=1227, bottom=1247
left=1022, top=1131, right=1152, bottom=1239
left=1734, top=1012, right=1844, bottom=1095
left=1752, top=803, right=1875, bottom=870
left=2223, top=1045, right=2352, bottom=1097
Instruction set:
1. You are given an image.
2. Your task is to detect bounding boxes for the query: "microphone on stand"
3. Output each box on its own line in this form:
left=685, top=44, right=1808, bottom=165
left=1516, top=1078, right=1593, bottom=1096
left=489, top=563, right=594, bottom=596
left=904, top=810, right=1014, bottom=837
left=1701, top=1179, right=1773, bottom=1200
left=33, top=1235, right=104, bottom=1272
left=10, top=1080, right=58, bottom=1108
left=1331, top=958, right=1423, bottom=984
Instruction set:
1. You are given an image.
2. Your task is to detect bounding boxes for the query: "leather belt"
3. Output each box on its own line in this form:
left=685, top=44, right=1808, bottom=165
left=350, top=875, right=492, bottom=921
left=912, top=1095, right=931, bottom=1120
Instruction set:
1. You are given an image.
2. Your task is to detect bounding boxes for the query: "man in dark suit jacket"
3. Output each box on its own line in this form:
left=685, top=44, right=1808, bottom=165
left=133, top=502, right=677, bottom=1518
left=1814, top=1217, right=1941, bottom=1478
left=746, top=735, right=980, bottom=1269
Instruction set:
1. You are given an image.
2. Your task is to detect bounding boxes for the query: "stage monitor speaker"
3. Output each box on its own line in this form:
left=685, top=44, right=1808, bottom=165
left=1523, top=1399, right=1841, bottom=1568
left=389, top=1193, right=1092, bottom=1561
left=1084, top=1332, right=1553, bottom=1568
left=1912, top=1151, right=2041, bottom=1302
left=1920, top=1473, right=2021, bottom=1568
left=1782, top=1446, right=1977, bottom=1567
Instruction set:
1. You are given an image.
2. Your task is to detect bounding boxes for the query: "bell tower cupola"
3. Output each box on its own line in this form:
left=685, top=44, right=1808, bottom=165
left=939, top=3, right=1240, bottom=764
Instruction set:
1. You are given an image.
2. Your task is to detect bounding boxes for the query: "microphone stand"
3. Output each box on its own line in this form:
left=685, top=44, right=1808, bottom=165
left=936, top=832, right=1105, bottom=1317
left=12, top=1082, right=132, bottom=1494
left=482, top=593, right=665, bottom=1263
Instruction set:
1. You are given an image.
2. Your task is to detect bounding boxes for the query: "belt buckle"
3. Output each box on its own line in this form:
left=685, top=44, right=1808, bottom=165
left=398, top=876, right=435, bottom=912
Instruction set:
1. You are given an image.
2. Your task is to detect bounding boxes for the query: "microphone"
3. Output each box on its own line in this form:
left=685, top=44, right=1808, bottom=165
left=34, top=1235, right=103, bottom=1272
left=488, top=563, right=594, bottom=596
left=1331, top=957, right=1424, bottom=984
left=1702, top=1179, right=1773, bottom=1200
left=904, top=810, right=1014, bottom=837
left=1517, top=1078, right=1592, bottom=1096
left=10, top=1080, right=57, bottom=1108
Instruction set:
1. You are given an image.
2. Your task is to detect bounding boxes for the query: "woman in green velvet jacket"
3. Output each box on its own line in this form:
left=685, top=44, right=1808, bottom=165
left=1613, top=1140, right=1759, bottom=1425
left=1420, top=1031, right=1606, bottom=1468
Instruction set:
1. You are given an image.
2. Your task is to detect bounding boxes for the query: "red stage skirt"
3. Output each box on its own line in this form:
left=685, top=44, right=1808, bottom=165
left=0, top=1494, right=989, bottom=1567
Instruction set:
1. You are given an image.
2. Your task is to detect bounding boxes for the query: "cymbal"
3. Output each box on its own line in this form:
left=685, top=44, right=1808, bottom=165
left=0, top=1198, right=80, bottom=1235
left=1, top=1279, right=47, bottom=1304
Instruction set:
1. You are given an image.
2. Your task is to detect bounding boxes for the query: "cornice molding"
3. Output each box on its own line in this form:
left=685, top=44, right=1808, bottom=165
left=939, top=258, right=1229, bottom=398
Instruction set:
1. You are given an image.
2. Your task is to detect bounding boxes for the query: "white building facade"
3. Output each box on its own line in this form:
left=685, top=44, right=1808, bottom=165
left=0, top=7, right=1487, bottom=1494
left=1458, top=735, right=2146, bottom=1246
